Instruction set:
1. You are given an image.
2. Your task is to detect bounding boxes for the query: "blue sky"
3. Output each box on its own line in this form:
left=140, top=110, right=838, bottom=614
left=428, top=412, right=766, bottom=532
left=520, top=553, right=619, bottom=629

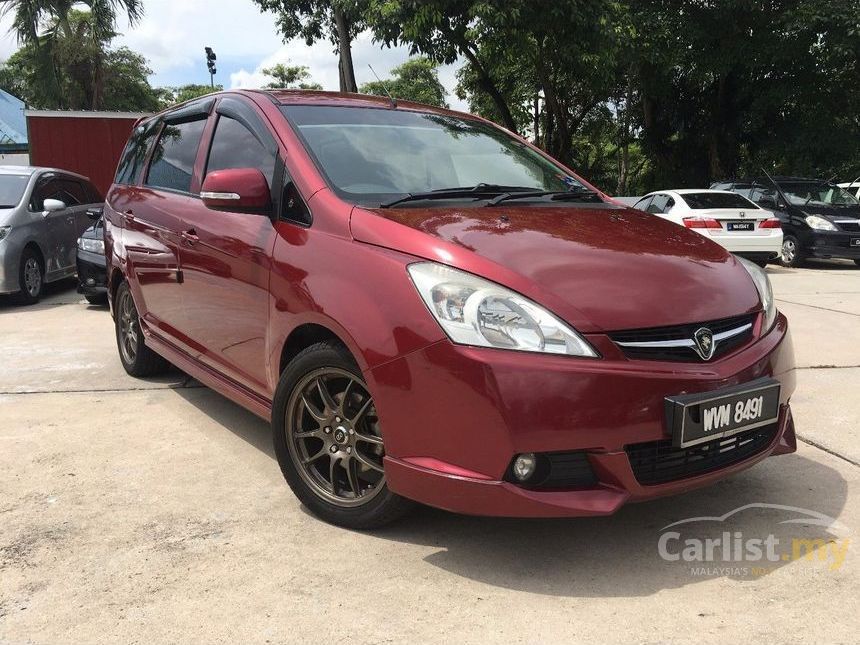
left=0, top=0, right=468, bottom=110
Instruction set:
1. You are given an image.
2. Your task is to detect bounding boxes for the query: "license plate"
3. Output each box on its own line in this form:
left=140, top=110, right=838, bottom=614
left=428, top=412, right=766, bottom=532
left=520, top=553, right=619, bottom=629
left=665, top=378, right=781, bottom=448
left=851, top=237, right=860, bottom=247
left=727, top=221, right=755, bottom=231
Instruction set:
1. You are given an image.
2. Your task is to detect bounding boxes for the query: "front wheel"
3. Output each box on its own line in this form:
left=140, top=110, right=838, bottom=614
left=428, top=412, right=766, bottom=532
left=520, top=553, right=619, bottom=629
left=272, top=341, right=414, bottom=529
left=114, top=281, right=169, bottom=377
left=780, top=235, right=805, bottom=268
left=14, top=248, right=43, bottom=305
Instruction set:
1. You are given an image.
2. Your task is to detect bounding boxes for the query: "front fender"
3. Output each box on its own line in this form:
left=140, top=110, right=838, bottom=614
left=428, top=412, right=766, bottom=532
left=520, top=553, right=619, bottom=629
left=266, top=222, right=445, bottom=394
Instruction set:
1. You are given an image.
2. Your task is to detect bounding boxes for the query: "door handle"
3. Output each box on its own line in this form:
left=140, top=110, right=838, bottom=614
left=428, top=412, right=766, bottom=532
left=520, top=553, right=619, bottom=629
left=181, top=229, right=199, bottom=244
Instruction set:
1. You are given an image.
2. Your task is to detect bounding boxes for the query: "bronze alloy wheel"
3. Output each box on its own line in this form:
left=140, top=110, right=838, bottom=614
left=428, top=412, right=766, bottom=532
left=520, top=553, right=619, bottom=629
left=285, top=368, right=386, bottom=508
left=117, top=287, right=140, bottom=365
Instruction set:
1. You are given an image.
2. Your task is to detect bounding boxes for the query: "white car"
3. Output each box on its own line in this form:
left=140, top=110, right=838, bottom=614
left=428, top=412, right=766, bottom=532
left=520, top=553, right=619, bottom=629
left=838, top=182, right=860, bottom=200
left=633, top=189, right=783, bottom=266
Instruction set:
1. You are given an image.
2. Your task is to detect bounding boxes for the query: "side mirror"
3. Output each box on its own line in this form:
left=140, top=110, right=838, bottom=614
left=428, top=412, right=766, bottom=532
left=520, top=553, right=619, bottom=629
left=86, top=207, right=104, bottom=221
left=201, top=168, right=272, bottom=214
left=42, top=198, right=66, bottom=215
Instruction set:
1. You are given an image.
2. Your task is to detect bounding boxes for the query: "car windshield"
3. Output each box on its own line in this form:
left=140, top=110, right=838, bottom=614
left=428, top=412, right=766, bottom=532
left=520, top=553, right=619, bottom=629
left=282, top=105, right=587, bottom=206
left=0, top=174, right=30, bottom=208
left=683, top=192, right=759, bottom=209
left=778, top=182, right=860, bottom=207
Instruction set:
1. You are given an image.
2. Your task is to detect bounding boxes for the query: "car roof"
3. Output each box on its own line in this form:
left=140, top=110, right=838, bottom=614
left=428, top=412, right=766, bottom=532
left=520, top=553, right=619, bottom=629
left=254, top=89, right=463, bottom=117
left=0, top=165, right=91, bottom=181
left=715, top=176, right=826, bottom=184
left=642, top=189, right=743, bottom=197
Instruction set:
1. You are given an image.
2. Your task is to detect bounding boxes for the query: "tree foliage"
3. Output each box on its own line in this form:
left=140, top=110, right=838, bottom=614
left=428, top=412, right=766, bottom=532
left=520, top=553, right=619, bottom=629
left=363, top=0, right=859, bottom=194
left=0, top=9, right=161, bottom=111
left=262, top=62, right=322, bottom=89
left=360, top=57, right=447, bottom=107
left=249, top=0, right=367, bottom=92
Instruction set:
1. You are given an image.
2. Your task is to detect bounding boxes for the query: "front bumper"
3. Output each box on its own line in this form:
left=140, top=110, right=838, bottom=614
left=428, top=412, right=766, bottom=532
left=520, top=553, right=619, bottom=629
left=802, top=230, right=860, bottom=260
left=76, top=249, right=107, bottom=296
left=369, top=313, right=796, bottom=517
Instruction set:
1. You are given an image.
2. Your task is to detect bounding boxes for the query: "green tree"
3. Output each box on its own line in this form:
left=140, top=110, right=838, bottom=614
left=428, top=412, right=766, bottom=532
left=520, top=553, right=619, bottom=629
left=249, top=0, right=366, bottom=92
left=0, top=0, right=144, bottom=109
left=0, top=10, right=161, bottom=112
left=151, top=84, right=224, bottom=109
left=262, top=62, right=322, bottom=89
left=360, top=57, right=447, bottom=107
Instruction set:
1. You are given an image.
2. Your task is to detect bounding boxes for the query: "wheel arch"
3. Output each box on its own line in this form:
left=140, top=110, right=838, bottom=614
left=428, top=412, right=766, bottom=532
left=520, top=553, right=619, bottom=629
left=278, top=321, right=360, bottom=377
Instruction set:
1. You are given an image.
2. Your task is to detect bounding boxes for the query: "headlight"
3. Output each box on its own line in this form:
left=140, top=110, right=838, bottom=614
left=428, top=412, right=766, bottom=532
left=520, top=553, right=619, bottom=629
left=805, top=215, right=837, bottom=231
left=0, top=226, right=10, bottom=242
left=77, top=237, right=105, bottom=254
left=407, top=262, right=598, bottom=357
left=736, top=256, right=777, bottom=332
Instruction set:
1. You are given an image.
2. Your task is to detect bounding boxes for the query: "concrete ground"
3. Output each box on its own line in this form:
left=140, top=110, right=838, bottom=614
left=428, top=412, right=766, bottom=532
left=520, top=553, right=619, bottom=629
left=1, top=261, right=858, bottom=644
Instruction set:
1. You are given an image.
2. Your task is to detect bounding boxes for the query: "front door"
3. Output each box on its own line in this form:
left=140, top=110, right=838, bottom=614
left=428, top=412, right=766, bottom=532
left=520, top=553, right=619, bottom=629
left=175, top=100, right=279, bottom=392
left=30, top=176, right=80, bottom=280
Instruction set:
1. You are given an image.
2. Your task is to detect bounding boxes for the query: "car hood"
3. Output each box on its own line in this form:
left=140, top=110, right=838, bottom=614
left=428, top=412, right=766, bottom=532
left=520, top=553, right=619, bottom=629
left=351, top=204, right=761, bottom=333
left=798, top=204, right=860, bottom=219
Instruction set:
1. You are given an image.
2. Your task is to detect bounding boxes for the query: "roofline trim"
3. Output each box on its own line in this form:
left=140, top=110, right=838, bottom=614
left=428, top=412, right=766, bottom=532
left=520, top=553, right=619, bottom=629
left=25, top=110, right=151, bottom=120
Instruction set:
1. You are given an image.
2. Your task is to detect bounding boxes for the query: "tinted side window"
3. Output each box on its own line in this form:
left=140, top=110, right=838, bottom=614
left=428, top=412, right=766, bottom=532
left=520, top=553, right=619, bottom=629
left=206, top=116, right=276, bottom=186
left=649, top=194, right=670, bottom=213
left=30, top=178, right=60, bottom=211
left=59, top=179, right=86, bottom=205
left=633, top=196, right=652, bottom=211
left=146, top=119, right=207, bottom=193
left=116, top=123, right=158, bottom=185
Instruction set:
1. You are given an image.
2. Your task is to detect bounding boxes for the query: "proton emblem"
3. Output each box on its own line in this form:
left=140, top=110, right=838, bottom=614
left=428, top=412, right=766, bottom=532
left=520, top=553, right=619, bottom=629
left=692, top=327, right=715, bottom=361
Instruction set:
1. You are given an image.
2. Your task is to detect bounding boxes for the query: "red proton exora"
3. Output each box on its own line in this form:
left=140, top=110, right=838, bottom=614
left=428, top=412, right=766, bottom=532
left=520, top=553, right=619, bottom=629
left=105, top=91, right=796, bottom=528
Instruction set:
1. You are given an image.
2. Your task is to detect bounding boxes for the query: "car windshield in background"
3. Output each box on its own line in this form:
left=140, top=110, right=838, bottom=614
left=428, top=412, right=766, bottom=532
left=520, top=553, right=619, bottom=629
left=282, top=105, right=586, bottom=206
left=683, top=192, right=758, bottom=209
left=778, top=182, right=860, bottom=207
left=0, top=174, right=30, bottom=208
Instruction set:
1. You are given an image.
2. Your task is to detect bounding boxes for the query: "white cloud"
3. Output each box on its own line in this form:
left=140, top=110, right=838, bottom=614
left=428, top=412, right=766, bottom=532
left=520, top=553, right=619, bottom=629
left=0, top=1, right=469, bottom=111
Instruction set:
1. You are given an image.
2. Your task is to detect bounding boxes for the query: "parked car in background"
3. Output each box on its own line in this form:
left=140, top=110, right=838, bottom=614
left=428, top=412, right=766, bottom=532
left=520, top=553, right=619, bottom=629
left=838, top=181, right=860, bottom=200
left=105, top=90, right=796, bottom=529
left=77, top=206, right=108, bottom=305
left=632, top=189, right=782, bottom=267
left=712, top=177, right=860, bottom=267
left=0, top=166, right=103, bottom=304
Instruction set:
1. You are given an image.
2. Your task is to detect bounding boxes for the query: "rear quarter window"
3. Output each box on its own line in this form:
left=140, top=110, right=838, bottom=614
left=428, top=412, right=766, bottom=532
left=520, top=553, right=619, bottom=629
left=115, top=122, right=158, bottom=186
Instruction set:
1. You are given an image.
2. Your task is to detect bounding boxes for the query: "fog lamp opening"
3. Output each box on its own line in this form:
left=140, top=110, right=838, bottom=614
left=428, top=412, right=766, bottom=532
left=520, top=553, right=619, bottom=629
left=512, top=453, right=537, bottom=481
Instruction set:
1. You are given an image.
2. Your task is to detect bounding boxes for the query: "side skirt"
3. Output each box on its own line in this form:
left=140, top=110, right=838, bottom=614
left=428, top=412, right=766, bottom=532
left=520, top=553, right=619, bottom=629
left=143, top=327, right=273, bottom=422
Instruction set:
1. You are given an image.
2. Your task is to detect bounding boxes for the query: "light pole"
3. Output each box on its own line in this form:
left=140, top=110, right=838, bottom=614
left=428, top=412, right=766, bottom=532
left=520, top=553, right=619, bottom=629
left=205, top=47, right=217, bottom=89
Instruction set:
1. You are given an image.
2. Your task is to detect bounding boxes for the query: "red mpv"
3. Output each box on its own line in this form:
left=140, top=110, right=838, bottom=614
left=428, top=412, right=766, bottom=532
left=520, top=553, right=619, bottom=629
left=105, top=91, right=796, bottom=528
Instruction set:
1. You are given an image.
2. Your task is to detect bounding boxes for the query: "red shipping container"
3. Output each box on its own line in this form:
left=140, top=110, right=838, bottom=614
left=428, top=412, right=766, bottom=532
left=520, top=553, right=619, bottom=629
left=25, top=110, right=149, bottom=197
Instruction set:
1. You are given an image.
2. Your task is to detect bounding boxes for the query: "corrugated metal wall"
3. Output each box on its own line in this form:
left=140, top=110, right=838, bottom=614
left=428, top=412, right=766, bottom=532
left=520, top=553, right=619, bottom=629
left=26, top=113, right=145, bottom=197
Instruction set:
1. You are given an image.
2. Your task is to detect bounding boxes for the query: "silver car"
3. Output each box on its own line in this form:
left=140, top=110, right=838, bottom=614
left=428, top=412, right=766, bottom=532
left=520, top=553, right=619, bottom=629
left=0, top=166, right=103, bottom=304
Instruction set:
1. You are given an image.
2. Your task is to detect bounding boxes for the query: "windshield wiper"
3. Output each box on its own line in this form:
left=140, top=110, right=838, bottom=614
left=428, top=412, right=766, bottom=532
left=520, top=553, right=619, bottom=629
left=378, top=184, right=540, bottom=209
left=486, top=188, right=600, bottom=206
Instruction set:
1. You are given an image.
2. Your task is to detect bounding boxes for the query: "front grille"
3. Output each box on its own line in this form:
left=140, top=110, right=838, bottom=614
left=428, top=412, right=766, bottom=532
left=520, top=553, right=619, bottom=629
left=835, top=221, right=860, bottom=232
left=609, top=314, right=755, bottom=362
left=626, top=424, right=778, bottom=485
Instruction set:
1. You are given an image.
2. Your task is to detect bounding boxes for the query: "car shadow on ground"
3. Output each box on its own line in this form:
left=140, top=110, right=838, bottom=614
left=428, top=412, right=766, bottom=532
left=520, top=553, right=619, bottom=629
left=0, top=278, right=81, bottom=312
left=171, top=384, right=849, bottom=597
left=767, top=259, right=859, bottom=274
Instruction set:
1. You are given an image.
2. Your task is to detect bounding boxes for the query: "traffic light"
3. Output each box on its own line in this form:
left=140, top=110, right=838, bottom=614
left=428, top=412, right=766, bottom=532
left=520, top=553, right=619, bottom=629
left=205, top=47, right=217, bottom=86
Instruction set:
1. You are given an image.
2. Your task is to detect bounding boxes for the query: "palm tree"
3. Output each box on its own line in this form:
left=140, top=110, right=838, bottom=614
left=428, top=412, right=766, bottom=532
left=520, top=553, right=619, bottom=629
left=1, top=0, right=144, bottom=108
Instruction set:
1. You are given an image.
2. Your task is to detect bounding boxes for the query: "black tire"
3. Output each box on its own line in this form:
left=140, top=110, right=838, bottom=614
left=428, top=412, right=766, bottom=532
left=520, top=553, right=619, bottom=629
left=114, top=280, right=169, bottom=377
left=14, top=247, right=43, bottom=305
left=85, top=293, right=109, bottom=305
left=272, top=340, right=414, bottom=529
left=754, top=259, right=769, bottom=269
left=854, top=260, right=860, bottom=267
left=780, top=235, right=805, bottom=268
